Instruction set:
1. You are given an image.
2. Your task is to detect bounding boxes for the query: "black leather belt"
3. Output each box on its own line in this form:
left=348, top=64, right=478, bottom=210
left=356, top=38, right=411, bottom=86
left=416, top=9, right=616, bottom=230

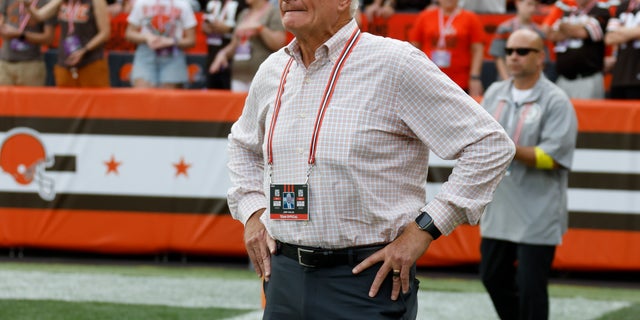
left=562, top=71, right=599, bottom=80
left=277, top=241, right=385, bottom=268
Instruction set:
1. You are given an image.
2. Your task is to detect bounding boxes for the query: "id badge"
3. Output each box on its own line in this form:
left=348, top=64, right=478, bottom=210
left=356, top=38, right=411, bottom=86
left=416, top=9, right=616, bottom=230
left=431, top=49, right=452, bottom=68
left=63, top=35, right=82, bottom=55
left=270, top=184, right=309, bottom=220
left=234, top=40, right=251, bottom=61
left=10, top=38, right=30, bottom=52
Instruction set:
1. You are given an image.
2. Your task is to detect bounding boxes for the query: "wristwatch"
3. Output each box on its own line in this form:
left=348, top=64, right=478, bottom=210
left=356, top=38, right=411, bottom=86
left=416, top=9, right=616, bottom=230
left=415, top=211, right=441, bottom=240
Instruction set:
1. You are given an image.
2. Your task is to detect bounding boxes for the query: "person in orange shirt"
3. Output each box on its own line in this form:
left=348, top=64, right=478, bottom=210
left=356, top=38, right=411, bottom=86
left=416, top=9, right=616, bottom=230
left=409, top=0, right=486, bottom=96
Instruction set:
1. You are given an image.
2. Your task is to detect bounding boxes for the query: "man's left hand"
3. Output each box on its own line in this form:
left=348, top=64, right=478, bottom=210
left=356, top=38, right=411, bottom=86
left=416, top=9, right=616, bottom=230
left=351, top=222, right=433, bottom=300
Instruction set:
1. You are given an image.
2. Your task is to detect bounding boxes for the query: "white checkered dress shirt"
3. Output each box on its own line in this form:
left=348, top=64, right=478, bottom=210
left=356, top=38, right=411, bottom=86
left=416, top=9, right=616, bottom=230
left=227, top=20, right=515, bottom=249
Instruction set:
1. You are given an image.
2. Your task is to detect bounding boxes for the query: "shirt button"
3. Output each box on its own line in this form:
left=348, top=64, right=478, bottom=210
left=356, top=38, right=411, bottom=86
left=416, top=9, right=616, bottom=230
left=297, top=148, right=304, bottom=155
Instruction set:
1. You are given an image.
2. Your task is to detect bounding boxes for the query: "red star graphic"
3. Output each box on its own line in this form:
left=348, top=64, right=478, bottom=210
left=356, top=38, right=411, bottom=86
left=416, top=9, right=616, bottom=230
left=104, top=155, right=122, bottom=175
left=173, top=157, right=191, bottom=177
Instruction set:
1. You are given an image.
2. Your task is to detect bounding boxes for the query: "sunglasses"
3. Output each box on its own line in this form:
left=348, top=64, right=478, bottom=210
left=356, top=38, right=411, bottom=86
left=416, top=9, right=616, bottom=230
left=504, top=47, right=540, bottom=56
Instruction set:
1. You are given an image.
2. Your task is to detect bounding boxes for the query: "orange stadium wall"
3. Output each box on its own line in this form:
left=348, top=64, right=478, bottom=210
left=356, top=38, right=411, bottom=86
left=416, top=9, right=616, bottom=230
left=1, top=87, right=639, bottom=271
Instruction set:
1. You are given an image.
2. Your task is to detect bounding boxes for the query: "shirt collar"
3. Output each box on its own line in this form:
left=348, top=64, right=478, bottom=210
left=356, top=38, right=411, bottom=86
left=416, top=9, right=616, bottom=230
left=504, top=74, right=547, bottom=105
left=284, top=19, right=359, bottom=66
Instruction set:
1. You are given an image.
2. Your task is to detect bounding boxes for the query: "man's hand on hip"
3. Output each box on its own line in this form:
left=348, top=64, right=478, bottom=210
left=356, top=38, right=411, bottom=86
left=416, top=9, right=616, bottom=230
left=351, top=223, right=432, bottom=300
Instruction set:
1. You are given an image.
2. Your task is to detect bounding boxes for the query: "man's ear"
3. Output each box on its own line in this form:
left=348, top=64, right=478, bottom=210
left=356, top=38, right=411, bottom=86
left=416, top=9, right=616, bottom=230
left=338, top=0, right=351, bottom=12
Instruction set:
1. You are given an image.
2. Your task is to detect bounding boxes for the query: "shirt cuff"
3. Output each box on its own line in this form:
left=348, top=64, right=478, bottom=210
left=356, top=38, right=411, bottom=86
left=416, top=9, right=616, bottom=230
left=236, top=194, right=267, bottom=225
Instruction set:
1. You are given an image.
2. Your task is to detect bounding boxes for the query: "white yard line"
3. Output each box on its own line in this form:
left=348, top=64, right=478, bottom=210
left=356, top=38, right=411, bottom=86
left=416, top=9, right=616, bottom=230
left=0, top=270, right=630, bottom=320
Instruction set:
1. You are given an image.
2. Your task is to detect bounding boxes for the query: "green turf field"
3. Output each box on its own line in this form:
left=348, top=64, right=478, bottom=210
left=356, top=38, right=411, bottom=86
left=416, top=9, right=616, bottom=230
left=0, top=261, right=637, bottom=320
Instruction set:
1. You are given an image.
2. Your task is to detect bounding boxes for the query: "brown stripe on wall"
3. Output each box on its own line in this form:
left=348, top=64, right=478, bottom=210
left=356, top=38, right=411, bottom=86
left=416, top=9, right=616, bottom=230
left=47, top=155, right=76, bottom=172
left=0, top=117, right=233, bottom=138
left=569, top=172, right=640, bottom=191
left=569, top=211, right=640, bottom=231
left=4, top=119, right=638, bottom=150
left=577, top=132, right=640, bottom=150
left=429, top=167, right=640, bottom=191
left=0, top=192, right=230, bottom=214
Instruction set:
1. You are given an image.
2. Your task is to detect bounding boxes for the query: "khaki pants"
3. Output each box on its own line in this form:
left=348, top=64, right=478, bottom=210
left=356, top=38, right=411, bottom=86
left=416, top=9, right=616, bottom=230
left=0, top=60, right=47, bottom=86
left=54, top=59, right=111, bottom=88
left=556, top=72, right=605, bottom=99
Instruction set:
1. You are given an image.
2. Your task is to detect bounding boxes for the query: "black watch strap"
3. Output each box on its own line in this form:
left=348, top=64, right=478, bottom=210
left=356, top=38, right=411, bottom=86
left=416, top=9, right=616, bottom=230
left=415, top=211, right=442, bottom=240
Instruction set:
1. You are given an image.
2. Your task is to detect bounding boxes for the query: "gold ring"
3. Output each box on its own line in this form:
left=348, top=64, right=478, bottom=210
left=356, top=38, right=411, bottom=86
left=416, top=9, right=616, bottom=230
left=392, top=270, right=401, bottom=278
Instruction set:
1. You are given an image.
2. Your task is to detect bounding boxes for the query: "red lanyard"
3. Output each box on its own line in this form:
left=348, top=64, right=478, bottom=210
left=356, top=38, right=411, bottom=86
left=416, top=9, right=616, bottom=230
left=493, top=100, right=534, bottom=145
left=66, top=0, right=80, bottom=35
left=267, top=29, right=361, bottom=169
left=17, top=0, right=39, bottom=33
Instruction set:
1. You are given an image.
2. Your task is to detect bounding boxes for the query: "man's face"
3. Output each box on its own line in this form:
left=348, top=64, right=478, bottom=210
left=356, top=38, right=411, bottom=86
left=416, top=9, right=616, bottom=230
left=516, top=0, right=538, bottom=19
left=505, top=34, right=543, bottom=79
left=286, top=193, right=293, bottom=203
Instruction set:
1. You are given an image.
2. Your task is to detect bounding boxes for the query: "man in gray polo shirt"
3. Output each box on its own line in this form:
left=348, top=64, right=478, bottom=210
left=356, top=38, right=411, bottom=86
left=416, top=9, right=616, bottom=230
left=479, top=29, right=578, bottom=320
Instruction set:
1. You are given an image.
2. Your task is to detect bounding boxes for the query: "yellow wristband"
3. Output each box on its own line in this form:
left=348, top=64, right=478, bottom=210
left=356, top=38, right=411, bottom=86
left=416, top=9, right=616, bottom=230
left=534, top=146, right=554, bottom=169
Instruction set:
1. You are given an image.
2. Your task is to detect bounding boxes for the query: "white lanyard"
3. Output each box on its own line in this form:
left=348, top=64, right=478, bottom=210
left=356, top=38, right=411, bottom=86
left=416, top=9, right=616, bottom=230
left=437, top=8, right=459, bottom=49
left=266, top=29, right=361, bottom=182
left=211, top=0, right=230, bottom=21
left=574, top=0, right=598, bottom=17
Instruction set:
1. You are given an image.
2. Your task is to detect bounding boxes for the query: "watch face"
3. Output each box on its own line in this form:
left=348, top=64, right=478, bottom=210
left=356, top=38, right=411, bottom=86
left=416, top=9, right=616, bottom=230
left=416, top=212, right=441, bottom=239
left=417, top=212, right=432, bottom=229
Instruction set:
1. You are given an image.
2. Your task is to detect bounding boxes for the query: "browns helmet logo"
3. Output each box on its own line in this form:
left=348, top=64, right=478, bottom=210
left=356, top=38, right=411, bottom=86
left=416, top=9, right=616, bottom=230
left=0, top=127, right=56, bottom=201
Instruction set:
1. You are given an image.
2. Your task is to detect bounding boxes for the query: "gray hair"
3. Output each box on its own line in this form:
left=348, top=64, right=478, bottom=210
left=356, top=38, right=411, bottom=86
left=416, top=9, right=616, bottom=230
left=350, top=0, right=360, bottom=18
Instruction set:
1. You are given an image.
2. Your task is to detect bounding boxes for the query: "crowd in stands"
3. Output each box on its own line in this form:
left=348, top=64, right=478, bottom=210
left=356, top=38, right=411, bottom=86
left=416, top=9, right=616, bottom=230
left=1, top=0, right=638, bottom=99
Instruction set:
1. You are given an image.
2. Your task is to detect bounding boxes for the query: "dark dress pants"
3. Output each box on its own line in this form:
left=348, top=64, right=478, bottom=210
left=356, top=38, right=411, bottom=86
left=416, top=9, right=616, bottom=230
left=263, top=253, right=419, bottom=320
left=479, top=238, right=556, bottom=320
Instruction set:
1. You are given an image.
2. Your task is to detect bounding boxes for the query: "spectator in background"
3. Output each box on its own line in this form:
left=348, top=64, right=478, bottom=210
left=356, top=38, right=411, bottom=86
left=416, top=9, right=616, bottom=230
left=459, top=0, right=507, bottom=13
left=409, top=0, right=486, bottom=96
left=490, top=0, right=547, bottom=80
left=364, top=0, right=396, bottom=20
left=125, top=0, right=197, bottom=88
left=26, top=0, right=111, bottom=87
left=208, top=0, right=285, bottom=92
left=547, top=0, right=612, bottom=98
left=201, top=0, right=245, bottom=90
left=0, top=0, right=55, bottom=86
left=480, top=29, right=578, bottom=320
left=605, top=0, right=640, bottom=99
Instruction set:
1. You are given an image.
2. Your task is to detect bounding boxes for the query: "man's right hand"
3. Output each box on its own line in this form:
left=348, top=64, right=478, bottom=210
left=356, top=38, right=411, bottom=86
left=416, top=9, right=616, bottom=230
left=244, top=208, right=276, bottom=281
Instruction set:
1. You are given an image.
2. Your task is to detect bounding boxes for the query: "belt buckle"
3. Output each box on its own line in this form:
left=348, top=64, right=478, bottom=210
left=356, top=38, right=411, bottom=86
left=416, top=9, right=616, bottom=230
left=297, top=248, right=316, bottom=267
